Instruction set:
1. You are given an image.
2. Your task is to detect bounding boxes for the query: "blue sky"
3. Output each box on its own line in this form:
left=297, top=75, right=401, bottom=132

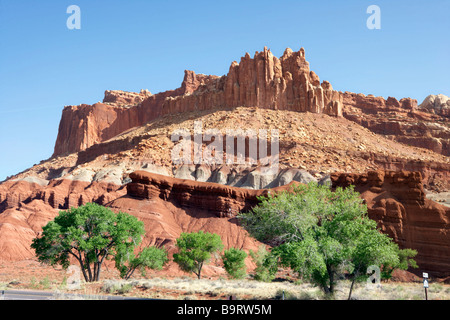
left=0, top=0, right=449, bottom=181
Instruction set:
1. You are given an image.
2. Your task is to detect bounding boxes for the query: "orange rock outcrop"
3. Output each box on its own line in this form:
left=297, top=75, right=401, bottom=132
left=331, top=170, right=450, bottom=277
left=53, top=47, right=344, bottom=156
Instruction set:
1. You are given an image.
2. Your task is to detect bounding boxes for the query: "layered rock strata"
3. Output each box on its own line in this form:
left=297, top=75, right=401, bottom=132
left=331, top=170, right=450, bottom=277
left=53, top=47, right=343, bottom=156
left=126, top=170, right=292, bottom=218
left=342, top=92, right=449, bottom=156
left=1, top=168, right=449, bottom=277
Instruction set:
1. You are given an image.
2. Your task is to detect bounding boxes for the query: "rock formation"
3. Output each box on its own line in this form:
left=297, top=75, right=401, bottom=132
left=331, top=170, right=450, bottom=277
left=0, top=178, right=126, bottom=261
left=1, top=165, right=450, bottom=277
left=0, top=170, right=279, bottom=269
left=342, top=92, right=449, bottom=156
left=53, top=47, right=344, bottom=156
left=0, top=178, right=126, bottom=213
left=52, top=47, right=448, bottom=163
left=419, top=94, right=450, bottom=117
left=103, top=89, right=152, bottom=105
left=126, top=170, right=293, bottom=218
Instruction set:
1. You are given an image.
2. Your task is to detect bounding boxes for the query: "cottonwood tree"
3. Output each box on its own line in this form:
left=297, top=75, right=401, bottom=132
left=31, top=203, right=146, bottom=282
left=115, top=245, right=169, bottom=280
left=222, top=247, right=247, bottom=279
left=345, top=226, right=417, bottom=299
left=248, top=245, right=278, bottom=282
left=239, top=183, right=416, bottom=297
left=173, top=231, right=223, bottom=279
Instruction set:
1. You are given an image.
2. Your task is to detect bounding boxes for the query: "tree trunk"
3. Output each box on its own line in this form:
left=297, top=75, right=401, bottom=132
left=95, top=262, right=102, bottom=282
left=93, top=263, right=97, bottom=282
left=348, top=276, right=357, bottom=300
left=69, top=251, right=89, bottom=283
left=85, top=255, right=93, bottom=282
left=327, top=265, right=335, bottom=294
left=96, top=249, right=109, bottom=282
left=78, top=260, right=89, bottom=283
left=322, top=284, right=330, bottom=294
left=197, top=262, right=203, bottom=279
left=125, top=268, right=136, bottom=280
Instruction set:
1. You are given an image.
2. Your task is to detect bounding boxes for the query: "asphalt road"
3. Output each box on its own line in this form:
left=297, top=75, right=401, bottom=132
left=1, top=289, right=135, bottom=300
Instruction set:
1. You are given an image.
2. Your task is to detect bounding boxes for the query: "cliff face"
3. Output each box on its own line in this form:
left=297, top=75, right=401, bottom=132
left=126, top=170, right=294, bottom=218
left=342, top=92, right=450, bottom=156
left=127, top=170, right=450, bottom=277
left=331, top=170, right=450, bottom=277
left=103, top=89, right=152, bottom=105
left=53, top=47, right=344, bottom=157
left=53, top=47, right=449, bottom=160
left=223, top=47, right=342, bottom=115
left=0, top=178, right=126, bottom=261
left=1, top=168, right=449, bottom=277
left=0, top=179, right=125, bottom=213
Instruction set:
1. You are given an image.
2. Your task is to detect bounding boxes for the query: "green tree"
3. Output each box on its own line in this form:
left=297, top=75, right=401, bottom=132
left=222, top=248, right=247, bottom=279
left=31, top=203, right=145, bottom=282
left=115, top=245, right=169, bottom=280
left=381, top=247, right=418, bottom=280
left=239, top=183, right=416, bottom=296
left=248, top=245, right=278, bottom=282
left=173, top=231, right=223, bottom=279
left=345, top=224, right=400, bottom=299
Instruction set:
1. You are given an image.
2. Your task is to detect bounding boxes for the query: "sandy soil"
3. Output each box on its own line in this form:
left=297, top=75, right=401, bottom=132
left=1, top=259, right=449, bottom=300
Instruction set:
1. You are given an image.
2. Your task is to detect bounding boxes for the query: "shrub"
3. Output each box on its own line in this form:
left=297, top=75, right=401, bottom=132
left=222, top=248, right=247, bottom=279
left=249, top=245, right=277, bottom=282
left=173, top=231, right=224, bottom=279
left=115, top=245, right=169, bottom=280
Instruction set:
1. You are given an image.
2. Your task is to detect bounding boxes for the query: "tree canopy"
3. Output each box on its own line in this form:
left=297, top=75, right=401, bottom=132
left=173, top=231, right=224, bottom=279
left=239, top=183, right=416, bottom=296
left=115, top=245, right=169, bottom=280
left=31, top=203, right=147, bottom=282
left=222, top=247, right=247, bottom=279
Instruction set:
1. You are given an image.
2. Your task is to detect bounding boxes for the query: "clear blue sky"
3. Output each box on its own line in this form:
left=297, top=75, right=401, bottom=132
left=0, top=0, right=449, bottom=181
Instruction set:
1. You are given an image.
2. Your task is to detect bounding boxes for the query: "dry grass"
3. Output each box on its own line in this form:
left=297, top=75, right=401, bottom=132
left=2, top=260, right=449, bottom=300
left=3, top=273, right=450, bottom=300
left=138, top=277, right=322, bottom=300
left=99, top=277, right=323, bottom=300
left=97, top=277, right=450, bottom=300
left=330, top=280, right=450, bottom=300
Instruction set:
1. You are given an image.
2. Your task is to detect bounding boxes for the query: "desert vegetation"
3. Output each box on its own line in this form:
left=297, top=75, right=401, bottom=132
left=239, top=182, right=418, bottom=299
left=96, top=277, right=450, bottom=300
left=25, top=184, right=431, bottom=300
left=31, top=203, right=168, bottom=282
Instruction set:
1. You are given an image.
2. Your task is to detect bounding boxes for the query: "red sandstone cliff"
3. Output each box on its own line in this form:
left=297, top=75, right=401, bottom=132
left=342, top=92, right=449, bottom=156
left=126, top=170, right=293, bottom=218
left=0, top=178, right=126, bottom=261
left=103, top=89, right=152, bottom=105
left=53, top=47, right=344, bottom=156
left=53, top=47, right=449, bottom=160
left=331, top=170, right=450, bottom=277
left=1, top=168, right=449, bottom=277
